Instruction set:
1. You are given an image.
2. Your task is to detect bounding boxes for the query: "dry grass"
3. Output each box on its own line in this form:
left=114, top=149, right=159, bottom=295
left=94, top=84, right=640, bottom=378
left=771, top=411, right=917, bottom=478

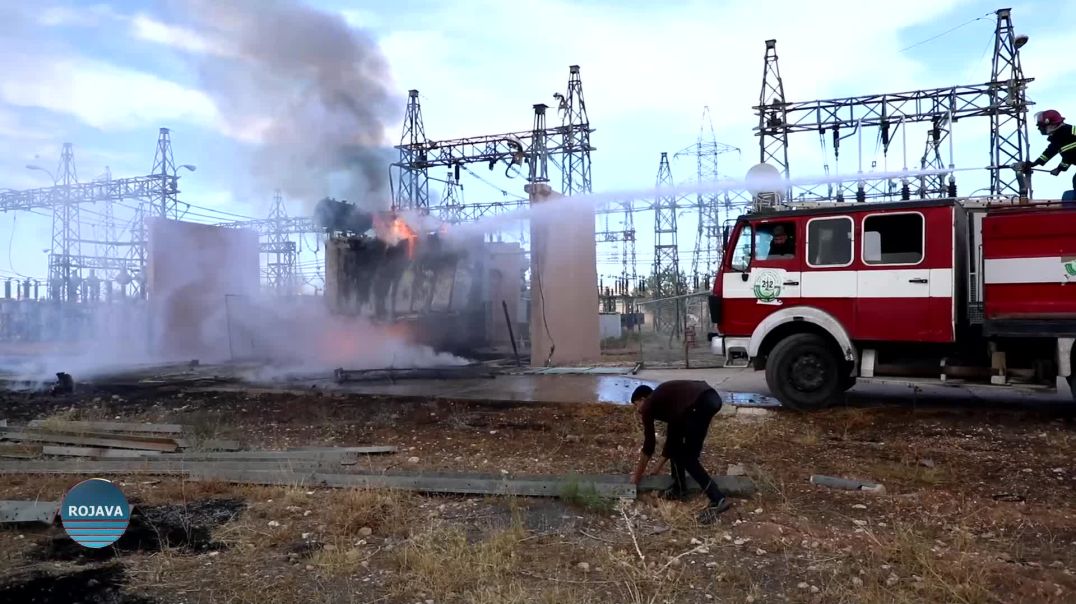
left=392, top=512, right=528, bottom=601
left=320, top=488, right=416, bottom=537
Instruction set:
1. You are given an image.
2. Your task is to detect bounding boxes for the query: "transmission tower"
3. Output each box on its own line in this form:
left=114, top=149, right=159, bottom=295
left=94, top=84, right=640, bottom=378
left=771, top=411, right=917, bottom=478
left=556, top=65, right=593, bottom=196
left=990, top=7, right=1032, bottom=197
left=265, top=191, right=297, bottom=295
left=755, top=10, right=1032, bottom=203
left=675, top=107, right=740, bottom=291
left=653, top=152, right=681, bottom=336
left=394, top=90, right=430, bottom=212
left=48, top=143, right=81, bottom=302
left=440, top=170, right=465, bottom=224
left=152, top=128, right=179, bottom=219
left=758, top=39, right=791, bottom=200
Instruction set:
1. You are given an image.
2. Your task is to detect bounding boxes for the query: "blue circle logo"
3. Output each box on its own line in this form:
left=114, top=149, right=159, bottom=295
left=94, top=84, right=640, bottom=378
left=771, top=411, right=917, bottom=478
left=59, top=478, right=131, bottom=548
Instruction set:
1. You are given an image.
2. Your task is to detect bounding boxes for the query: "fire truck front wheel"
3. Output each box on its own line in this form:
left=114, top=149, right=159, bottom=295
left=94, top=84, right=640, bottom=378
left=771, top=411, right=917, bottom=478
left=765, top=333, right=843, bottom=411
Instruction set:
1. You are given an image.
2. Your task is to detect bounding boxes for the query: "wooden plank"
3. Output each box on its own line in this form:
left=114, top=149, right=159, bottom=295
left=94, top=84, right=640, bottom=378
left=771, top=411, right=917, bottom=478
left=0, top=443, right=42, bottom=459
left=0, top=500, right=58, bottom=524
left=191, top=468, right=637, bottom=499
left=41, top=445, right=163, bottom=459
left=638, top=475, right=757, bottom=498
left=27, top=420, right=184, bottom=434
left=0, top=459, right=339, bottom=476
left=0, top=429, right=178, bottom=452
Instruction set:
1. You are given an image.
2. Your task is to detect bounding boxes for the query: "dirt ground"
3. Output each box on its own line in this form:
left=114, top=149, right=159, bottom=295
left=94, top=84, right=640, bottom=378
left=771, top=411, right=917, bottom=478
left=2, top=383, right=1076, bottom=603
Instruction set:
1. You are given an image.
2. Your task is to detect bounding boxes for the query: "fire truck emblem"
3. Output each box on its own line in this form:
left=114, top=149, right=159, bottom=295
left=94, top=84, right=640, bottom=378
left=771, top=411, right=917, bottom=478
left=752, top=270, right=783, bottom=304
left=1064, top=258, right=1076, bottom=281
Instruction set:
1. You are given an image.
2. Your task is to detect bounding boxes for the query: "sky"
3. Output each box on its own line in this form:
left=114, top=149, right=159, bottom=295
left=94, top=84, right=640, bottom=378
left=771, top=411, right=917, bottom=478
left=0, top=0, right=1073, bottom=291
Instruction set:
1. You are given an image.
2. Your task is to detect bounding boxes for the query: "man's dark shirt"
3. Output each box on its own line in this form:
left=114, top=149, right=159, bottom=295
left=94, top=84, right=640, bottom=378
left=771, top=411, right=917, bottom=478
left=638, top=380, right=715, bottom=458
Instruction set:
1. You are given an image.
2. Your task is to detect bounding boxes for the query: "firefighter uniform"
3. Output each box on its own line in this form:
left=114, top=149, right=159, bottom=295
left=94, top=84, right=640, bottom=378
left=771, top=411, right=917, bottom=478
left=1030, top=122, right=1076, bottom=192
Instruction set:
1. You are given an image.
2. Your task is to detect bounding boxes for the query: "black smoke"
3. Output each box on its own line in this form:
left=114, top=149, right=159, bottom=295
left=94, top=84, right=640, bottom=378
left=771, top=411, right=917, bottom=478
left=168, top=0, right=401, bottom=209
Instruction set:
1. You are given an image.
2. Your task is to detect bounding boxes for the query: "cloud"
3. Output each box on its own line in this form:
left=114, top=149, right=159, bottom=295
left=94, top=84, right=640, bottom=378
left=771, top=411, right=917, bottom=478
left=0, top=51, right=219, bottom=132
left=129, top=13, right=236, bottom=58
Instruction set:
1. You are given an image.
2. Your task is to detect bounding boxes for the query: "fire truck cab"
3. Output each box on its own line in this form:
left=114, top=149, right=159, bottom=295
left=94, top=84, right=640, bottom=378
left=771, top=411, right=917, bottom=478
left=708, top=198, right=1076, bottom=410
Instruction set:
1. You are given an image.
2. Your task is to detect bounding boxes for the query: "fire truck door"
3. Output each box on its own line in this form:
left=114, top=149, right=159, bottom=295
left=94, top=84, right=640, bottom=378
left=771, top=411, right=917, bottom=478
left=856, top=211, right=952, bottom=342
left=722, top=220, right=802, bottom=335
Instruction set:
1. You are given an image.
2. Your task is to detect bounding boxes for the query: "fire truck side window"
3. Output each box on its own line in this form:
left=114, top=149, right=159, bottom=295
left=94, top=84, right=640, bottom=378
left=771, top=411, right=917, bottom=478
left=862, top=213, right=924, bottom=265
left=806, top=217, right=853, bottom=267
left=729, top=224, right=753, bottom=271
left=754, top=221, right=795, bottom=260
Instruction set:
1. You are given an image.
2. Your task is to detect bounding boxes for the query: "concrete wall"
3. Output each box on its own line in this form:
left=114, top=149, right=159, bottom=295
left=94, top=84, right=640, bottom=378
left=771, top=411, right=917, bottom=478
left=146, top=218, right=260, bottom=362
left=527, top=183, right=601, bottom=366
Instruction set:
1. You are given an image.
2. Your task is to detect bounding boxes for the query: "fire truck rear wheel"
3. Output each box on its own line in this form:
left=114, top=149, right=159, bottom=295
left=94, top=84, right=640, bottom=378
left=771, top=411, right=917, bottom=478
left=765, top=333, right=843, bottom=411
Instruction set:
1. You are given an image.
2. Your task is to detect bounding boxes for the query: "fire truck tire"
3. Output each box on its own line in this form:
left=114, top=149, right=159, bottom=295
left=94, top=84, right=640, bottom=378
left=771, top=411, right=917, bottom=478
left=765, top=333, right=843, bottom=411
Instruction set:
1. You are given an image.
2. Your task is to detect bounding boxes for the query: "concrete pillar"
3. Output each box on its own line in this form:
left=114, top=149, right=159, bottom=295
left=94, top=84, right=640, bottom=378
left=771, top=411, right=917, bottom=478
left=527, top=183, right=600, bottom=366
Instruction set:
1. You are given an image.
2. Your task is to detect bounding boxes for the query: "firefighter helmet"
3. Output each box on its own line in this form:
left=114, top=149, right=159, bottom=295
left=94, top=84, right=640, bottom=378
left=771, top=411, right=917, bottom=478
left=1035, top=109, right=1064, bottom=134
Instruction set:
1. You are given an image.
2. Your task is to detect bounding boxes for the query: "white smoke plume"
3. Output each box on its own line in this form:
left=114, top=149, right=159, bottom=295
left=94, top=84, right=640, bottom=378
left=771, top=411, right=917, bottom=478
left=165, top=0, right=401, bottom=209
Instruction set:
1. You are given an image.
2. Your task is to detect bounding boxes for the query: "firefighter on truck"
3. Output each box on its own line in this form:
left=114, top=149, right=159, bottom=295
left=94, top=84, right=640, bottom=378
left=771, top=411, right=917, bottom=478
left=1020, top=109, right=1076, bottom=196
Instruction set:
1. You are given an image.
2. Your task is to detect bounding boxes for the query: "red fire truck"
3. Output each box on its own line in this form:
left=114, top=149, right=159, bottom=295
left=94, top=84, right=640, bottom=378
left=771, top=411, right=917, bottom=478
left=707, top=197, right=1076, bottom=410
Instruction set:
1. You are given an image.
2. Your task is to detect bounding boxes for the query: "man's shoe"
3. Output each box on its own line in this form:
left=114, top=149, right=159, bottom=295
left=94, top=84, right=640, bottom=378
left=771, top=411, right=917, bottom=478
left=696, top=498, right=731, bottom=525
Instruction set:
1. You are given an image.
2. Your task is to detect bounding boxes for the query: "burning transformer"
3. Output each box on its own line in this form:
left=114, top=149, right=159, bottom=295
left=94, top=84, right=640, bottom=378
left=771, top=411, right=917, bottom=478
left=317, top=198, right=522, bottom=356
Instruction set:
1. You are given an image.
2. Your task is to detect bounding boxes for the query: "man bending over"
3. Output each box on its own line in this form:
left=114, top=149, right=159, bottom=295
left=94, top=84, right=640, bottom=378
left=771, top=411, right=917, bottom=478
left=630, top=380, right=730, bottom=523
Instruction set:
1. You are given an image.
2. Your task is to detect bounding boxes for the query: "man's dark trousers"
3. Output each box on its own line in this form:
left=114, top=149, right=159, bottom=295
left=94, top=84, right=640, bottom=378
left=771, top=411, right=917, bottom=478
left=667, top=390, right=724, bottom=503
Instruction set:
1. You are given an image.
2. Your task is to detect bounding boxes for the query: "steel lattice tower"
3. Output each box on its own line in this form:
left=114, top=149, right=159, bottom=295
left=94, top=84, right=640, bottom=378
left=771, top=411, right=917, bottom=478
left=394, top=90, right=430, bottom=212
left=676, top=107, right=739, bottom=290
left=558, top=65, right=592, bottom=196
left=918, top=120, right=950, bottom=198
left=48, top=143, right=80, bottom=302
left=653, top=152, right=681, bottom=336
left=151, top=128, right=179, bottom=219
left=989, top=8, right=1031, bottom=197
left=758, top=40, right=790, bottom=199
left=440, top=170, right=464, bottom=224
left=265, top=191, right=297, bottom=295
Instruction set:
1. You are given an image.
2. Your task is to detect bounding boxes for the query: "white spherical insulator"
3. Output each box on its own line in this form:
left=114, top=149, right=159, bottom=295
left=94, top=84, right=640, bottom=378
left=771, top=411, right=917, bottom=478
left=745, top=163, right=784, bottom=201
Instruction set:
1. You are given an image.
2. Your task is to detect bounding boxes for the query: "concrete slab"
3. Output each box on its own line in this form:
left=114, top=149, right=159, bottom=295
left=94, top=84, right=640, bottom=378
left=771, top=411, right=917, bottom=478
left=0, top=500, right=58, bottom=524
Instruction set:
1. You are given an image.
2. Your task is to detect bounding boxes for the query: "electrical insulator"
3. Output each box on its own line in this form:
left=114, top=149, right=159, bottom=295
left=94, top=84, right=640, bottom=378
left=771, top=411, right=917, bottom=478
left=901, top=182, right=910, bottom=201
left=836, top=191, right=845, bottom=203
left=454, top=163, right=460, bottom=182
left=856, top=187, right=866, bottom=203
left=947, top=180, right=957, bottom=198
left=832, top=127, right=840, bottom=159
left=932, top=120, right=941, bottom=143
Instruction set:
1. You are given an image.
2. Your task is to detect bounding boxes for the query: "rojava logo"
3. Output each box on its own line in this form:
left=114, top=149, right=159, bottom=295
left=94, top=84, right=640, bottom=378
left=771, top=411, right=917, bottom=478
left=752, top=270, right=783, bottom=303
left=59, top=478, right=131, bottom=548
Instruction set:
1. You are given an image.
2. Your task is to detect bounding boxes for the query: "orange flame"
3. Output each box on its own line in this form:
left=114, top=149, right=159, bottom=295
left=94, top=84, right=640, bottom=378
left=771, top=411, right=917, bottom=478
left=373, top=212, right=421, bottom=259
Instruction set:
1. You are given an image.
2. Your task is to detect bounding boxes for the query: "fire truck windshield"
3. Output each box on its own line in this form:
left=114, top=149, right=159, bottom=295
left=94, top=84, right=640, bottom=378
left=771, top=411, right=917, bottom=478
left=729, top=224, right=752, bottom=271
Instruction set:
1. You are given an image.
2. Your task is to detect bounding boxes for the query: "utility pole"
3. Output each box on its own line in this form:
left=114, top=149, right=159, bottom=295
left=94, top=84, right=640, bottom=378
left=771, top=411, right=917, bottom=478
left=394, top=90, right=430, bottom=213
left=653, top=152, right=681, bottom=337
